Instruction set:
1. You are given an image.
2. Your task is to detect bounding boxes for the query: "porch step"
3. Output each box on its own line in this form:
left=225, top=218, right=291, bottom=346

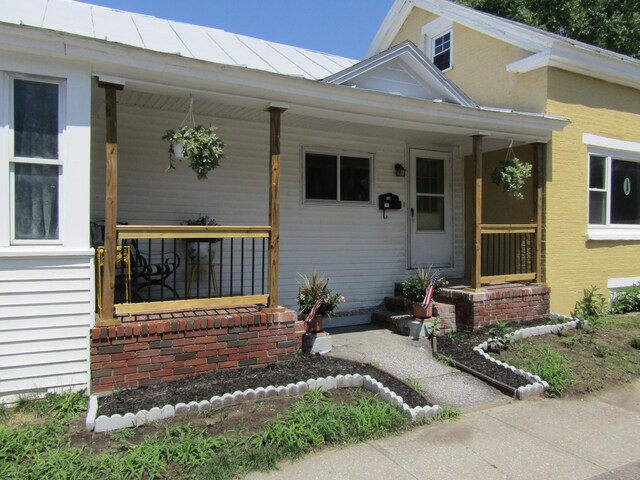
left=372, top=308, right=413, bottom=335
left=383, top=295, right=406, bottom=311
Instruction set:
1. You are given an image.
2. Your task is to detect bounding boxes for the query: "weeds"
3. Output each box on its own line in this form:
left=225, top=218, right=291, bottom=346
left=404, top=377, right=423, bottom=392
left=594, top=343, right=616, bottom=358
left=435, top=406, right=461, bottom=421
left=1, top=389, right=413, bottom=480
left=434, top=354, right=455, bottom=367
left=507, top=344, right=572, bottom=397
left=631, top=338, right=640, bottom=350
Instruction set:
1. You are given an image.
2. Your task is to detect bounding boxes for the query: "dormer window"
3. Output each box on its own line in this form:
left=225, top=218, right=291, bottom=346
left=433, top=31, right=451, bottom=70
left=421, top=18, right=453, bottom=72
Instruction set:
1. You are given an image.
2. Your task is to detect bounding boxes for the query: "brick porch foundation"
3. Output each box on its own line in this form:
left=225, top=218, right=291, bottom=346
left=90, top=307, right=304, bottom=395
left=439, top=284, right=550, bottom=330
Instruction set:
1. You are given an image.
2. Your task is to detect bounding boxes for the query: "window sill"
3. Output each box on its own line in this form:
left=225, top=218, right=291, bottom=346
left=586, top=229, right=640, bottom=241
left=0, top=247, right=94, bottom=258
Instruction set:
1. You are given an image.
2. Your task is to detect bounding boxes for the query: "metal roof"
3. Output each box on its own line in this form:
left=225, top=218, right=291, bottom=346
left=0, top=0, right=358, bottom=80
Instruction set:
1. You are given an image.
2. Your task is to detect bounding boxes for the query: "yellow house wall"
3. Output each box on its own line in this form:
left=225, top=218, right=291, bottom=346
left=390, top=8, right=437, bottom=47
left=390, top=9, right=548, bottom=112
left=463, top=145, right=537, bottom=277
left=545, top=68, right=640, bottom=314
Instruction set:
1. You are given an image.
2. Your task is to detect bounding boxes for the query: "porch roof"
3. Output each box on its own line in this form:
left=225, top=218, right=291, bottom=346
left=0, top=0, right=356, bottom=80
left=1, top=0, right=569, bottom=151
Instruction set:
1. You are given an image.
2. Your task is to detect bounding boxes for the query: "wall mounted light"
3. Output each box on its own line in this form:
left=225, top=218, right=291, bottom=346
left=394, top=163, right=406, bottom=177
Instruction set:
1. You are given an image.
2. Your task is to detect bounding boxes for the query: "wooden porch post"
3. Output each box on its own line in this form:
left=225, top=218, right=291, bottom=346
left=266, top=106, right=287, bottom=311
left=98, top=81, right=124, bottom=323
left=471, top=134, right=484, bottom=290
left=535, top=142, right=546, bottom=283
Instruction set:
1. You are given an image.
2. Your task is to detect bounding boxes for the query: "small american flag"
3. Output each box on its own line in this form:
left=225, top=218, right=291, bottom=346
left=422, top=284, right=435, bottom=310
left=305, top=280, right=329, bottom=323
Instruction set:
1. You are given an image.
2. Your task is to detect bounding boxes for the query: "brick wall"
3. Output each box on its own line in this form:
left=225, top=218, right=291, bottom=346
left=440, top=285, right=550, bottom=330
left=90, top=309, right=304, bottom=394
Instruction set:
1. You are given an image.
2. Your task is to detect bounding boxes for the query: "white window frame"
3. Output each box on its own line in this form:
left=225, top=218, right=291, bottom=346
left=302, top=147, right=374, bottom=205
left=585, top=133, right=640, bottom=241
left=7, top=73, right=65, bottom=245
left=421, top=17, right=453, bottom=72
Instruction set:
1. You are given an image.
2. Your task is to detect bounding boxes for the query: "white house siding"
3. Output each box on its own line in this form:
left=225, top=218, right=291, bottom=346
left=90, top=99, right=467, bottom=314
left=0, top=255, right=94, bottom=402
left=0, top=50, right=93, bottom=402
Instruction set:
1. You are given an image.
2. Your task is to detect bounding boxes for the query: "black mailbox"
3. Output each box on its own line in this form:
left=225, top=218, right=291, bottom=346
left=378, top=193, right=401, bottom=210
left=378, top=193, right=401, bottom=218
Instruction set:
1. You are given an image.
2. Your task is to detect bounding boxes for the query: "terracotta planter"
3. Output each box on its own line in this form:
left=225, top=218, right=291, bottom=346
left=409, top=301, right=433, bottom=319
left=306, top=315, right=324, bottom=333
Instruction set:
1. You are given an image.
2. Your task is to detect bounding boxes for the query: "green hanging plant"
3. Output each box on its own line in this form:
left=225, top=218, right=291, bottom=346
left=491, top=142, right=532, bottom=200
left=162, top=95, right=225, bottom=180
left=162, top=125, right=225, bottom=180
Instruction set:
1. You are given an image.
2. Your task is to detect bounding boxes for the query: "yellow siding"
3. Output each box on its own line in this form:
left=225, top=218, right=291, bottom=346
left=391, top=9, right=548, bottom=112
left=448, top=25, right=547, bottom=112
left=390, top=8, right=437, bottom=47
left=545, top=68, right=640, bottom=314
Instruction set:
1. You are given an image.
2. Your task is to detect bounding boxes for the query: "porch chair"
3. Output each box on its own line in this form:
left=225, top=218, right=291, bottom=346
left=129, top=238, right=181, bottom=302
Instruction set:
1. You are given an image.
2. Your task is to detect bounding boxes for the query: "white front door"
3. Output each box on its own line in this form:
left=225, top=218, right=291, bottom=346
left=409, top=149, right=453, bottom=268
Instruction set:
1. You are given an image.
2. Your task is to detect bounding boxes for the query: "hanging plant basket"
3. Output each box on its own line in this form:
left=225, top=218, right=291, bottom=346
left=162, top=125, right=225, bottom=180
left=491, top=142, right=532, bottom=200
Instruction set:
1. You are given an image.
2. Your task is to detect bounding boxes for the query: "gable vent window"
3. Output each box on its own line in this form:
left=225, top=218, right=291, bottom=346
left=433, top=32, right=451, bottom=71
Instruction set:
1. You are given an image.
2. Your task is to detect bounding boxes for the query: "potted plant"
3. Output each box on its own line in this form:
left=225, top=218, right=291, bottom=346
left=297, top=272, right=345, bottom=333
left=181, top=215, right=221, bottom=263
left=491, top=146, right=532, bottom=200
left=162, top=124, right=225, bottom=180
left=401, top=267, right=447, bottom=318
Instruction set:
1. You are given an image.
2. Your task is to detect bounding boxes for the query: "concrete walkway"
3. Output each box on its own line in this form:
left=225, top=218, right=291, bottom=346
left=328, top=325, right=510, bottom=410
left=247, top=379, right=640, bottom=480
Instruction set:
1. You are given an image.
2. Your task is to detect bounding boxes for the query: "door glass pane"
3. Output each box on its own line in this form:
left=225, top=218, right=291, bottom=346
left=340, top=156, right=370, bottom=202
left=14, top=79, right=59, bottom=159
left=589, top=155, right=606, bottom=189
left=611, top=159, right=640, bottom=225
left=417, top=196, right=444, bottom=231
left=305, top=153, right=337, bottom=200
left=14, top=163, right=59, bottom=240
left=589, top=191, right=606, bottom=225
left=416, top=158, right=444, bottom=194
left=416, top=196, right=444, bottom=232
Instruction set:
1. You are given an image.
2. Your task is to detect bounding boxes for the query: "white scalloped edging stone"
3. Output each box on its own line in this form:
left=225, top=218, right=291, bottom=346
left=88, top=371, right=433, bottom=432
left=474, top=313, right=584, bottom=400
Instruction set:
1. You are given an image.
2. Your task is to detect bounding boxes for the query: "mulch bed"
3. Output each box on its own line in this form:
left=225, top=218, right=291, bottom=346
left=438, top=317, right=551, bottom=390
left=98, top=354, right=429, bottom=417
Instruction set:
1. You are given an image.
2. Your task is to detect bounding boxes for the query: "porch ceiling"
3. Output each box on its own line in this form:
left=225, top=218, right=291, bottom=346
left=113, top=86, right=542, bottom=155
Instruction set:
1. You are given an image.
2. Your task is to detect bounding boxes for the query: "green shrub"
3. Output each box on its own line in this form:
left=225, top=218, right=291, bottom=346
left=573, top=285, right=608, bottom=321
left=630, top=337, right=640, bottom=350
left=610, top=284, right=640, bottom=314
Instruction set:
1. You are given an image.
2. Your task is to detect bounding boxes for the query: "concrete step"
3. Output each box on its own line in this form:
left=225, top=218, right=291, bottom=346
left=383, top=295, right=406, bottom=311
left=372, top=308, right=413, bottom=335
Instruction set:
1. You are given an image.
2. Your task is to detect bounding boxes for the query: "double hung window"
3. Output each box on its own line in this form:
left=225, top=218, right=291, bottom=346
left=9, top=77, right=62, bottom=242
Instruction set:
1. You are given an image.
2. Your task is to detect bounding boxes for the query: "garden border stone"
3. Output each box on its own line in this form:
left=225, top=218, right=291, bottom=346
left=473, top=313, right=584, bottom=400
left=88, top=373, right=439, bottom=432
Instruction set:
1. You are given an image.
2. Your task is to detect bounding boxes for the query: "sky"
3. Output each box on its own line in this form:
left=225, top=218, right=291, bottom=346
left=80, top=0, right=396, bottom=60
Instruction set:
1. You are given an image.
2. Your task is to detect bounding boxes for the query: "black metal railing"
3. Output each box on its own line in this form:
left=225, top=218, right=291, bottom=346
left=103, top=225, right=271, bottom=313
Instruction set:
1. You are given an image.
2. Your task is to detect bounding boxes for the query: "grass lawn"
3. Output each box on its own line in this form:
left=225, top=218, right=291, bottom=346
left=498, top=314, right=640, bottom=397
left=0, top=387, right=456, bottom=480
